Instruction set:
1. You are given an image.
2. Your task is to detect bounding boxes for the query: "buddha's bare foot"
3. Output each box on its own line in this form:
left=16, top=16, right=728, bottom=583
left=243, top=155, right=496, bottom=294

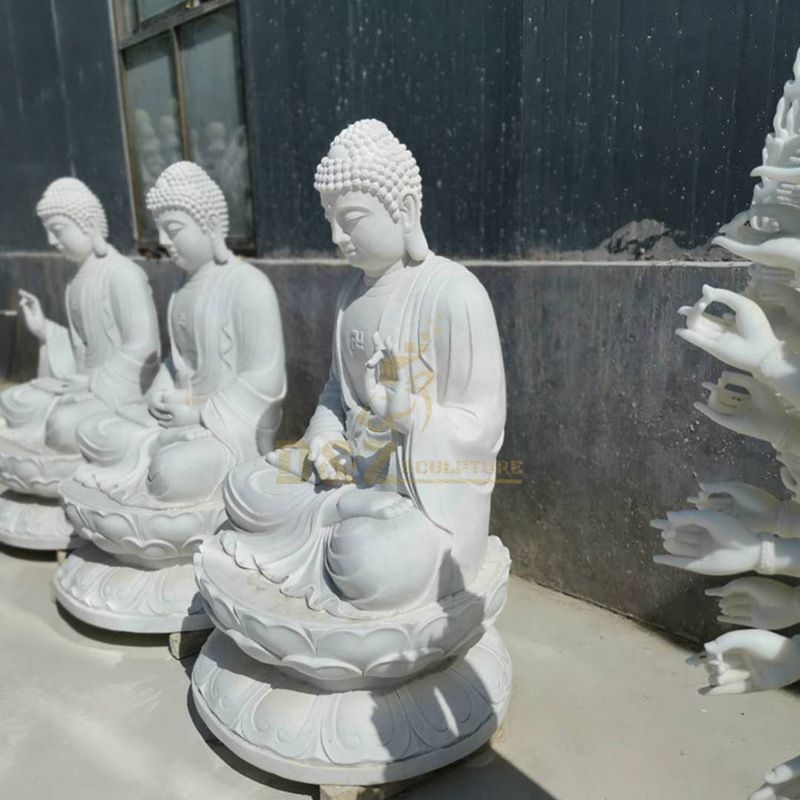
left=336, top=488, right=414, bottom=520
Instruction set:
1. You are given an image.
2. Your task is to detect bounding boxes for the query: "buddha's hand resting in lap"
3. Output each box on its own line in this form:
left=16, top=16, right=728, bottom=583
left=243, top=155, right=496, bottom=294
left=694, top=371, right=788, bottom=443
left=651, top=509, right=761, bottom=575
left=676, top=285, right=780, bottom=372
left=364, top=332, right=416, bottom=435
left=688, top=629, right=800, bottom=695
left=706, top=577, right=800, bottom=630
left=749, top=754, right=800, bottom=800
left=148, top=389, right=200, bottom=428
left=688, top=481, right=782, bottom=533
left=18, top=289, right=47, bottom=341
left=266, top=431, right=353, bottom=484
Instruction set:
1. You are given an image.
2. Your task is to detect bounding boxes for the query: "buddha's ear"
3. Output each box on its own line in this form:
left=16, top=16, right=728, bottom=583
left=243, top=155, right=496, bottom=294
left=399, top=192, right=429, bottom=263
left=207, top=213, right=231, bottom=265
left=87, top=221, right=108, bottom=258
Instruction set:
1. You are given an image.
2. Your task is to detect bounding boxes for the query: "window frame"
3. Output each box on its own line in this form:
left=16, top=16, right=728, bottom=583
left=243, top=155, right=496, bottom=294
left=112, top=0, right=256, bottom=255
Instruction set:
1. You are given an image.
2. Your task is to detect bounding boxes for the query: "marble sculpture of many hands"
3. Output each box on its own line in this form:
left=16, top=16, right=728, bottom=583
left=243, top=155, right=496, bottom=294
left=266, top=332, right=416, bottom=483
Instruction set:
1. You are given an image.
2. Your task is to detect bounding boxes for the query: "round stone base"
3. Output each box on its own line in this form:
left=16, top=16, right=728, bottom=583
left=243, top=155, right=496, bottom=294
left=191, top=627, right=512, bottom=786
left=0, top=489, right=78, bottom=550
left=54, top=542, right=211, bottom=633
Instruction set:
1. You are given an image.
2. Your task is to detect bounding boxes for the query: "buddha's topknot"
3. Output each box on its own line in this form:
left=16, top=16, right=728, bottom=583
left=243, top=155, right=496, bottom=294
left=314, top=119, right=422, bottom=220
left=36, top=178, right=108, bottom=238
left=146, top=161, right=229, bottom=236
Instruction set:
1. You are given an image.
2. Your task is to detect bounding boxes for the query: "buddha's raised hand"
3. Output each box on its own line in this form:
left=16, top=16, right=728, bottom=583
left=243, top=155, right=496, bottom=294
left=677, top=285, right=780, bottom=372
left=651, top=509, right=761, bottom=575
left=750, top=755, right=800, bottom=800
left=688, top=481, right=782, bottom=533
left=18, top=289, right=47, bottom=341
left=694, top=371, right=789, bottom=443
left=706, top=577, right=800, bottom=629
left=364, top=332, right=416, bottom=435
left=689, top=629, right=800, bottom=694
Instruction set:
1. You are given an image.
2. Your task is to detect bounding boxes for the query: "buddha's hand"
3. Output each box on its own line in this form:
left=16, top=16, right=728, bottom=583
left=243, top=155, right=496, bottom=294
left=651, top=509, right=761, bottom=575
left=364, top=332, right=415, bottom=434
left=148, top=390, right=200, bottom=428
left=749, top=754, right=800, bottom=800
left=677, top=285, right=780, bottom=372
left=688, top=481, right=781, bottom=533
left=706, top=578, right=800, bottom=630
left=18, top=289, right=47, bottom=341
left=689, top=629, right=800, bottom=695
left=266, top=431, right=352, bottom=484
left=694, top=371, right=788, bottom=443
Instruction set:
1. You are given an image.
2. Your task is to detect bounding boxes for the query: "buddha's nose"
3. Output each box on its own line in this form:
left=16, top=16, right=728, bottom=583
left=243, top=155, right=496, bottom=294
left=330, top=222, right=349, bottom=248
left=157, top=229, right=170, bottom=248
left=46, top=230, right=58, bottom=247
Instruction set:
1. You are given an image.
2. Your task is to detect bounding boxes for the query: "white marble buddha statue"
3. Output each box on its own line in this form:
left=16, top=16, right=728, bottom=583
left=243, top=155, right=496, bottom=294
left=55, top=161, right=286, bottom=632
left=190, top=120, right=512, bottom=786
left=0, top=178, right=159, bottom=550
left=219, top=119, right=506, bottom=615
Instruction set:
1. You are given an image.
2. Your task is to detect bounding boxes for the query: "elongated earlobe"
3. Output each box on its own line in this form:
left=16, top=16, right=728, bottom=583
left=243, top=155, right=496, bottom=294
left=92, top=231, right=108, bottom=258
left=399, top=193, right=429, bottom=262
left=212, top=235, right=231, bottom=265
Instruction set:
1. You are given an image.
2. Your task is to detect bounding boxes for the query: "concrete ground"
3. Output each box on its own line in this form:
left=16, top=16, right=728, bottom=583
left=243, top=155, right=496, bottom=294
left=1, top=545, right=797, bottom=800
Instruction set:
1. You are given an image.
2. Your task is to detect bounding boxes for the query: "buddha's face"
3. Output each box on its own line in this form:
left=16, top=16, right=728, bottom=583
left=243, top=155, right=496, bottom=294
left=321, top=190, right=406, bottom=279
left=155, top=209, right=214, bottom=272
left=42, top=214, right=94, bottom=263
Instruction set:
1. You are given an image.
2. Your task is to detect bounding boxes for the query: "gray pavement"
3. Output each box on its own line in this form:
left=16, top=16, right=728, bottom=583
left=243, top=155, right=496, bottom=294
left=1, top=545, right=796, bottom=800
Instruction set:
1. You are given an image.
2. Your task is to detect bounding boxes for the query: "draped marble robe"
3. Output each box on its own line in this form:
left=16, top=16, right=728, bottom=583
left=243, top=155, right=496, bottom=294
left=73, top=259, right=286, bottom=508
left=222, top=254, right=506, bottom=617
left=0, top=247, right=159, bottom=454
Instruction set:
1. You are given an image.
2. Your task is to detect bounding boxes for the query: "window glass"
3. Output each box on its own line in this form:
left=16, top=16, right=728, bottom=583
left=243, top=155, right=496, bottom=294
left=180, top=9, right=253, bottom=239
left=124, top=35, right=182, bottom=239
left=137, top=0, right=182, bottom=23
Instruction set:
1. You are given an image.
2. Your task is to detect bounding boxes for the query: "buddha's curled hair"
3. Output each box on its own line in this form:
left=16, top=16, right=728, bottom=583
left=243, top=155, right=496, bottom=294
left=36, top=178, right=108, bottom=238
left=314, top=119, right=422, bottom=221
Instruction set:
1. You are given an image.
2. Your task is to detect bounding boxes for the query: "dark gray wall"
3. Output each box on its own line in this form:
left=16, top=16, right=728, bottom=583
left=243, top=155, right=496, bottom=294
left=0, top=252, right=776, bottom=644
left=0, top=0, right=133, bottom=253
left=4, top=1, right=800, bottom=257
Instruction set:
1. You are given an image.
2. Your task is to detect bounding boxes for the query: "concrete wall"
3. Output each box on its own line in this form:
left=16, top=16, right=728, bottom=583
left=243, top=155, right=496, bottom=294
left=0, top=251, right=778, bottom=644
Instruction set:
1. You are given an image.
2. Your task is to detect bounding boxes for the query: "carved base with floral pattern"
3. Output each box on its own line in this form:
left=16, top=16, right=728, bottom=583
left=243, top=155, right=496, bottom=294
left=54, top=542, right=211, bottom=632
left=192, top=626, right=511, bottom=786
left=0, top=439, right=81, bottom=498
left=195, top=535, right=510, bottom=691
left=0, top=488, right=78, bottom=550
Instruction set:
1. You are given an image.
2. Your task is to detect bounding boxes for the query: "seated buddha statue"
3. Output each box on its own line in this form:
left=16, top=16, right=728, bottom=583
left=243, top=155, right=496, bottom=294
left=0, top=178, right=160, bottom=549
left=219, top=120, right=507, bottom=615
left=56, top=162, right=286, bottom=632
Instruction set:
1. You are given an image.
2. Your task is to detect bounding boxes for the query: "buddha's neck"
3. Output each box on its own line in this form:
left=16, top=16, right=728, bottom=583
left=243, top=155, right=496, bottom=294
left=362, top=259, right=404, bottom=288
left=186, top=260, right=221, bottom=284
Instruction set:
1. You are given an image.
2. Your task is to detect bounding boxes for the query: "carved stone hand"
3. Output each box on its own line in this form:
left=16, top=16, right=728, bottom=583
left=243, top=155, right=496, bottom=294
left=676, top=285, right=781, bottom=372
left=749, top=754, right=800, bottom=800
left=706, top=577, right=800, bottom=630
left=690, top=629, right=800, bottom=694
left=694, top=371, right=789, bottom=443
left=651, top=509, right=762, bottom=575
left=364, top=332, right=416, bottom=435
left=688, top=481, right=782, bottom=534
left=18, top=289, right=47, bottom=341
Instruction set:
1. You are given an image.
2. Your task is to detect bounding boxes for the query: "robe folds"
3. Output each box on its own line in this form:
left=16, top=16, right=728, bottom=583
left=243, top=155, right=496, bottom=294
left=223, top=253, right=506, bottom=616
left=0, top=247, right=159, bottom=445
left=74, top=259, right=286, bottom=507
left=168, top=259, right=286, bottom=461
